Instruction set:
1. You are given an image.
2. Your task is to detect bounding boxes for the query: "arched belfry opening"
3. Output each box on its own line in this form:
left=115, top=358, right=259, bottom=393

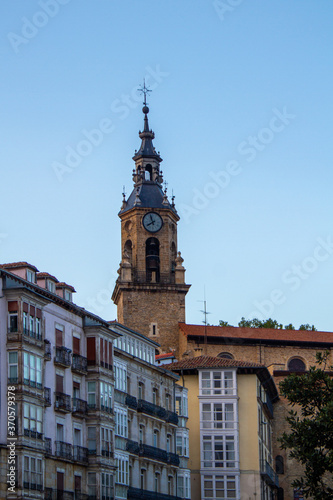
left=124, top=240, right=132, bottom=263
left=171, top=241, right=177, bottom=277
left=146, top=237, right=160, bottom=282
left=145, top=164, right=152, bottom=181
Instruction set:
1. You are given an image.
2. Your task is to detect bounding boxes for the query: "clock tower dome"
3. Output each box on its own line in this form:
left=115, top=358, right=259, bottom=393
left=112, top=96, right=190, bottom=354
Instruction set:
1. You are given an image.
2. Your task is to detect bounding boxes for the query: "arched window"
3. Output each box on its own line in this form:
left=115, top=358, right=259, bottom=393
left=146, top=238, right=160, bottom=282
left=145, top=164, right=152, bottom=180
left=124, top=240, right=132, bottom=263
left=288, top=358, right=306, bottom=372
left=171, top=242, right=177, bottom=273
left=217, top=352, right=234, bottom=360
left=276, top=455, right=284, bottom=475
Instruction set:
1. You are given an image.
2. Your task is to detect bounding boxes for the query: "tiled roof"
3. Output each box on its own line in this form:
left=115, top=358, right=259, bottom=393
left=37, top=272, right=59, bottom=282
left=179, top=323, right=333, bottom=345
left=164, top=355, right=264, bottom=371
left=0, top=262, right=39, bottom=272
left=156, top=352, right=175, bottom=360
left=56, top=282, right=76, bottom=292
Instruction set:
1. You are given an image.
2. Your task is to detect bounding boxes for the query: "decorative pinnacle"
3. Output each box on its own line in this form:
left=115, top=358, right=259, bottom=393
left=138, top=79, right=152, bottom=107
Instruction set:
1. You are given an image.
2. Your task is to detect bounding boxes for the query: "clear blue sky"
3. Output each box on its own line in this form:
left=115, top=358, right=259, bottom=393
left=1, top=1, right=333, bottom=331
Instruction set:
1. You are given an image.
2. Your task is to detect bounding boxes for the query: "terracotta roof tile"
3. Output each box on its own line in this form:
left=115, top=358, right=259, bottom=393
left=179, top=323, right=333, bottom=345
left=164, top=355, right=264, bottom=371
left=156, top=352, right=175, bottom=360
left=37, top=272, right=59, bottom=282
left=0, top=262, right=39, bottom=272
left=56, top=282, right=76, bottom=292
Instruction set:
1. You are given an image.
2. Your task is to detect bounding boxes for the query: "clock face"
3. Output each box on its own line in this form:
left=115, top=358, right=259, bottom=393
left=143, top=212, right=163, bottom=233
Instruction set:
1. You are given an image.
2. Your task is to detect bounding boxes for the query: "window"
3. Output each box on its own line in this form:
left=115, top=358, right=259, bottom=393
left=276, top=455, right=284, bottom=475
left=166, top=434, right=171, bottom=453
left=87, top=382, right=96, bottom=409
left=23, top=353, right=42, bottom=388
left=152, top=388, right=158, bottom=405
left=115, top=453, right=129, bottom=485
left=100, top=338, right=113, bottom=369
left=115, top=406, right=128, bottom=438
left=47, top=280, right=55, bottom=293
left=203, top=475, right=237, bottom=500
left=9, top=312, right=18, bottom=333
left=202, top=435, right=236, bottom=468
left=24, top=456, right=42, bottom=491
left=153, top=429, right=159, bottom=448
left=26, top=269, right=35, bottom=283
left=165, top=393, right=170, bottom=410
left=138, top=382, right=144, bottom=400
left=175, top=390, right=188, bottom=417
left=176, top=430, right=189, bottom=457
left=168, top=476, right=173, bottom=495
left=288, top=358, right=306, bottom=372
left=88, top=472, right=97, bottom=497
left=88, top=427, right=96, bottom=454
left=101, top=428, right=113, bottom=456
left=36, top=317, right=41, bottom=338
left=100, top=381, right=112, bottom=412
left=8, top=352, right=18, bottom=383
left=200, top=370, right=235, bottom=396
left=201, top=402, right=235, bottom=430
left=140, top=469, right=146, bottom=490
left=24, top=404, right=42, bottom=439
left=154, top=472, right=160, bottom=493
left=114, top=360, right=127, bottom=392
left=217, top=352, right=234, bottom=359
left=102, top=472, right=113, bottom=500
left=139, top=424, right=144, bottom=444
left=65, top=290, right=72, bottom=302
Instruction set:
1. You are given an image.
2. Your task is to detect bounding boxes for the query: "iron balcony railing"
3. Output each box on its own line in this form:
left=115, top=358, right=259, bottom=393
left=128, top=487, right=182, bottom=500
left=54, top=346, right=72, bottom=367
left=55, top=441, right=73, bottom=460
left=72, top=398, right=88, bottom=415
left=137, top=399, right=167, bottom=420
left=167, top=452, right=180, bottom=466
left=73, top=445, right=88, bottom=463
left=45, top=341, right=52, bottom=360
left=166, top=411, right=179, bottom=425
left=261, top=460, right=279, bottom=488
left=44, top=387, right=52, bottom=406
left=126, top=439, right=140, bottom=455
left=55, top=392, right=72, bottom=412
left=45, top=437, right=52, bottom=455
left=126, top=393, right=138, bottom=410
left=45, top=488, right=75, bottom=500
left=72, top=354, right=88, bottom=373
left=24, top=428, right=43, bottom=440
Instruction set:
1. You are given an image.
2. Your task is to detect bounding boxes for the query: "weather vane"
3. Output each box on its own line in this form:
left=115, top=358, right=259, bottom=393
left=138, top=78, right=152, bottom=106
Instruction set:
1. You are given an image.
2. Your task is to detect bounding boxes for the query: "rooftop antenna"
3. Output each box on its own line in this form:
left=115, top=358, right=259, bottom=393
left=198, top=287, right=211, bottom=354
left=138, top=78, right=152, bottom=106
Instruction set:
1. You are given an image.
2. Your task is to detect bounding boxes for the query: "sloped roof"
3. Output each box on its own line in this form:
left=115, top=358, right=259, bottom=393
left=164, top=355, right=264, bottom=370
left=1, top=262, right=38, bottom=272
left=179, top=323, right=333, bottom=345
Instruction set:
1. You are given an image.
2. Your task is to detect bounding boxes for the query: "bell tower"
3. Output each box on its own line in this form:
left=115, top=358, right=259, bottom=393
left=112, top=85, right=190, bottom=354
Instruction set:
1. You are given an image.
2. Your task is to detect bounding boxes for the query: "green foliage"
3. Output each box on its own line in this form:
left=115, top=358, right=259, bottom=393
left=279, top=351, right=333, bottom=499
left=299, top=324, right=317, bottom=331
left=238, top=317, right=284, bottom=329
left=285, top=323, right=296, bottom=330
left=219, top=320, right=230, bottom=327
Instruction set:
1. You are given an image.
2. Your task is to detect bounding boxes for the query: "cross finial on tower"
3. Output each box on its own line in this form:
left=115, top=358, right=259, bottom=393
left=138, top=79, right=152, bottom=106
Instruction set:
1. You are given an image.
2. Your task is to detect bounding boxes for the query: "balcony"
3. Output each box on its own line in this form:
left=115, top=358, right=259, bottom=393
left=54, top=346, right=71, bottom=367
left=137, top=399, right=167, bottom=420
left=102, top=448, right=113, bottom=458
left=55, top=441, right=73, bottom=460
left=140, top=443, right=168, bottom=463
left=45, top=437, right=52, bottom=455
left=73, top=445, right=88, bottom=463
left=24, top=428, right=43, bottom=440
left=72, top=398, right=87, bottom=416
left=44, top=387, right=52, bottom=406
left=45, top=489, right=75, bottom=500
left=126, top=439, right=140, bottom=455
left=166, top=411, right=179, bottom=426
left=128, top=487, right=181, bottom=500
left=72, top=354, right=88, bottom=374
left=55, top=392, right=72, bottom=413
left=45, top=341, right=52, bottom=360
left=126, top=394, right=138, bottom=410
left=167, top=452, right=180, bottom=466
left=23, top=327, right=42, bottom=341
left=261, top=460, right=279, bottom=488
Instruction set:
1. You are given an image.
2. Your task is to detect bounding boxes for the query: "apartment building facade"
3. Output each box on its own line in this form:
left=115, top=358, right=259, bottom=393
left=165, top=356, right=280, bottom=500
